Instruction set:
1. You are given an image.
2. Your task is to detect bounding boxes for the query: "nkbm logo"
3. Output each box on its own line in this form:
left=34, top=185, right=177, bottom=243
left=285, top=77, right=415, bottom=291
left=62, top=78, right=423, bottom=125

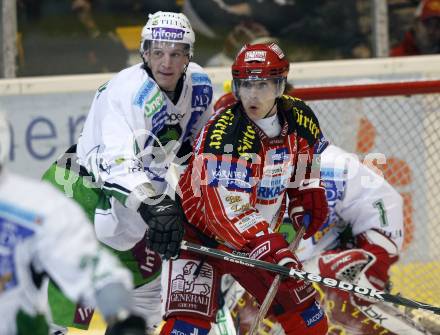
left=152, top=27, right=185, bottom=41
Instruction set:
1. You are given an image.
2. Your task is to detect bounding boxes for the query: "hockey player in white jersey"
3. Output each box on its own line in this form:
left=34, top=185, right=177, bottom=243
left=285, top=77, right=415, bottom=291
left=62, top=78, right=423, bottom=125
left=296, top=143, right=403, bottom=270
left=42, top=11, right=213, bottom=334
left=296, top=144, right=405, bottom=334
left=297, top=145, right=403, bottom=290
left=0, top=112, right=146, bottom=335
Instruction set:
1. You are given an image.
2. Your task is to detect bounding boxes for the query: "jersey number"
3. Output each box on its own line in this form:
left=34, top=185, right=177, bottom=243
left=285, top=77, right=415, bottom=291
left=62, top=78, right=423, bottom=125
left=373, top=199, right=388, bottom=227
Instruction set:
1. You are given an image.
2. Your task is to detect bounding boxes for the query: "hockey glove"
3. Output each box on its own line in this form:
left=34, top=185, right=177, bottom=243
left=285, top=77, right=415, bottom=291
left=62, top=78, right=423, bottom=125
left=289, top=178, right=329, bottom=239
left=248, top=233, right=300, bottom=266
left=318, top=248, right=373, bottom=284
left=352, top=230, right=398, bottom=305
left=318, top=230, right=398, bottom=306
left=247, top=233, right=316, bottom=305
left=138, top=195, right=185, bottom=260
left=105, top=314, right=146, bottom=335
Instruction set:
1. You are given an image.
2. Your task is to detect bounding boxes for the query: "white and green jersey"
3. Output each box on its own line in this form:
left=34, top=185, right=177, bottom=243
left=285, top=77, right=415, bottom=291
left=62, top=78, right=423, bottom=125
left=297, top=144, right=404, bottom=262
left=77, top=62, right=213, bottom=200
left=76, top=62, right=212, bottom=251
left=0, top=171, right=132, bottom=335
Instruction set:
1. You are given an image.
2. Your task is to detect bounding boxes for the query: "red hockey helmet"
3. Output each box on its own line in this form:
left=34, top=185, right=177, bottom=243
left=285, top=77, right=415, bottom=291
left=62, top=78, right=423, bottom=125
left=415, top=0, right=440, bottom=21
left=232, top=43, right=289, bottom=80
left=231, top=43, right=289, bottom=99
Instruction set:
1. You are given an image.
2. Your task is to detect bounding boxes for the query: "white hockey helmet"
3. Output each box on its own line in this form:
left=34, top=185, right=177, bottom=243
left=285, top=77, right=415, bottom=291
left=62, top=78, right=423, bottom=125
left=0, top=112, right=10, bottom=167
left=140, top=11, right=195, bottom=57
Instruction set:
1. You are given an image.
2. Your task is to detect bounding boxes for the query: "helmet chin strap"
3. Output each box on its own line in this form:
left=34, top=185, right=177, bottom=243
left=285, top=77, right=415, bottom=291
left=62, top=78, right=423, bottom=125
left=260, top=81, right=283, bottom=119
left=262, top=100, right=278, bottom=119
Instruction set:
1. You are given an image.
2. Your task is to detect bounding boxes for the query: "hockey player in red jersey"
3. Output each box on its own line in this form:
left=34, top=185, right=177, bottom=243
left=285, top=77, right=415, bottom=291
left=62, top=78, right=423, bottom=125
left=213, top=86, right=407, bottom=334
left=160, top=43, right=330, bottom=335
left=213, top=90, right=406, bottom=335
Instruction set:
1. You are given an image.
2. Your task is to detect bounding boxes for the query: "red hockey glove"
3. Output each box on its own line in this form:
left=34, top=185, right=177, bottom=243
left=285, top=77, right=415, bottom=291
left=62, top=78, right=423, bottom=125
left=318, top=230, right=398, bottom=306
left=354, top=231, right=398, bottom=295
left=318, top=248, right=373, bottom=283
left=247, top=233, right=317, bottom=306
left=318, top=248, right=378, bottom=306
left=289, top=179, right=329, bottom=239
left=247, top=233, right=300, bottom=267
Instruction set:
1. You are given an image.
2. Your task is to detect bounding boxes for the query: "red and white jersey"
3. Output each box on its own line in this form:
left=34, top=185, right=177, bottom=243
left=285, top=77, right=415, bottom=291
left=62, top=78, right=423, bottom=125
left=179, top=96, right=328, bottom=250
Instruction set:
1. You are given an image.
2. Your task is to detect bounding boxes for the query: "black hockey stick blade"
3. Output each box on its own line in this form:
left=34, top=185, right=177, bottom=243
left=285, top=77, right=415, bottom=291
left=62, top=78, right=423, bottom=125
left=180, top=240, right=440, bottom=315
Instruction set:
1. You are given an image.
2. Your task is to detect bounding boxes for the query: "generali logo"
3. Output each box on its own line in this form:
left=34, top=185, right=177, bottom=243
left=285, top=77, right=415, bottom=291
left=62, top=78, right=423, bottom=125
left=168, top=261, right=214, bottom=316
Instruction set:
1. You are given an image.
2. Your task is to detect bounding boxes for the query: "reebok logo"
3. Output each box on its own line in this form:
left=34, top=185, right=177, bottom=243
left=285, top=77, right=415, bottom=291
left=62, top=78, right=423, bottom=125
left=152, top=27, right=184, bottom=41
left=156, top=204, right=173, bottom=212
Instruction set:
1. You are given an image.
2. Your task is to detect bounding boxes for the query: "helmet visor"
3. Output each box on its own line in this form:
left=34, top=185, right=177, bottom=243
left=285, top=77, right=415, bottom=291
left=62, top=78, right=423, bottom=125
left=233, top=78, right=285, bottom=120
left=143, top=40, right=190, bottom=57
left=233, top=78, right=285, bottom=100
left=147, top=41, right=189, bottom=63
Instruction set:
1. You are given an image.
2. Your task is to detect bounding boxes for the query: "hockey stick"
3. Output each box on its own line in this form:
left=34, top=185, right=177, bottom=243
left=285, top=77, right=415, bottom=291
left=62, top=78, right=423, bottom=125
left=180, top=240, right=440, bottom=315
left=248, top=226, right=305, bottom=335
left=358, top=302, right=433, bottom=335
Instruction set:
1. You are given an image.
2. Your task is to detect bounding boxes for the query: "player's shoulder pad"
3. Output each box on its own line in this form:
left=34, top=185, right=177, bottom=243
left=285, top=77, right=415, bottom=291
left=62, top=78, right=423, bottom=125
left=320, top=145, right=349, bottom=181
left=186, top=62, right=211, bottom=77
left=188, top=63, right=213, bottom=110
left=203, top=105, right=259, bottom=158
left=280, top=95, right=323, bottom=146
left=187, top=62, right=212, bottom=85
left=4, top=173, right=86, bottom=226
left=131, top=71, right=165, bottom=118
left=105, top=63, right=146, bottom=94
left=95, top=63, right=161, bottom=114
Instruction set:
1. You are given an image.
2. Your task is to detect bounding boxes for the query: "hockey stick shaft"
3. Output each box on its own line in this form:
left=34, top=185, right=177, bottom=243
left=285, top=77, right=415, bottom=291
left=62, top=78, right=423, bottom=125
left=180, top=240, right=440, bottom=315
left=248, top=226, right=306, bottom=335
